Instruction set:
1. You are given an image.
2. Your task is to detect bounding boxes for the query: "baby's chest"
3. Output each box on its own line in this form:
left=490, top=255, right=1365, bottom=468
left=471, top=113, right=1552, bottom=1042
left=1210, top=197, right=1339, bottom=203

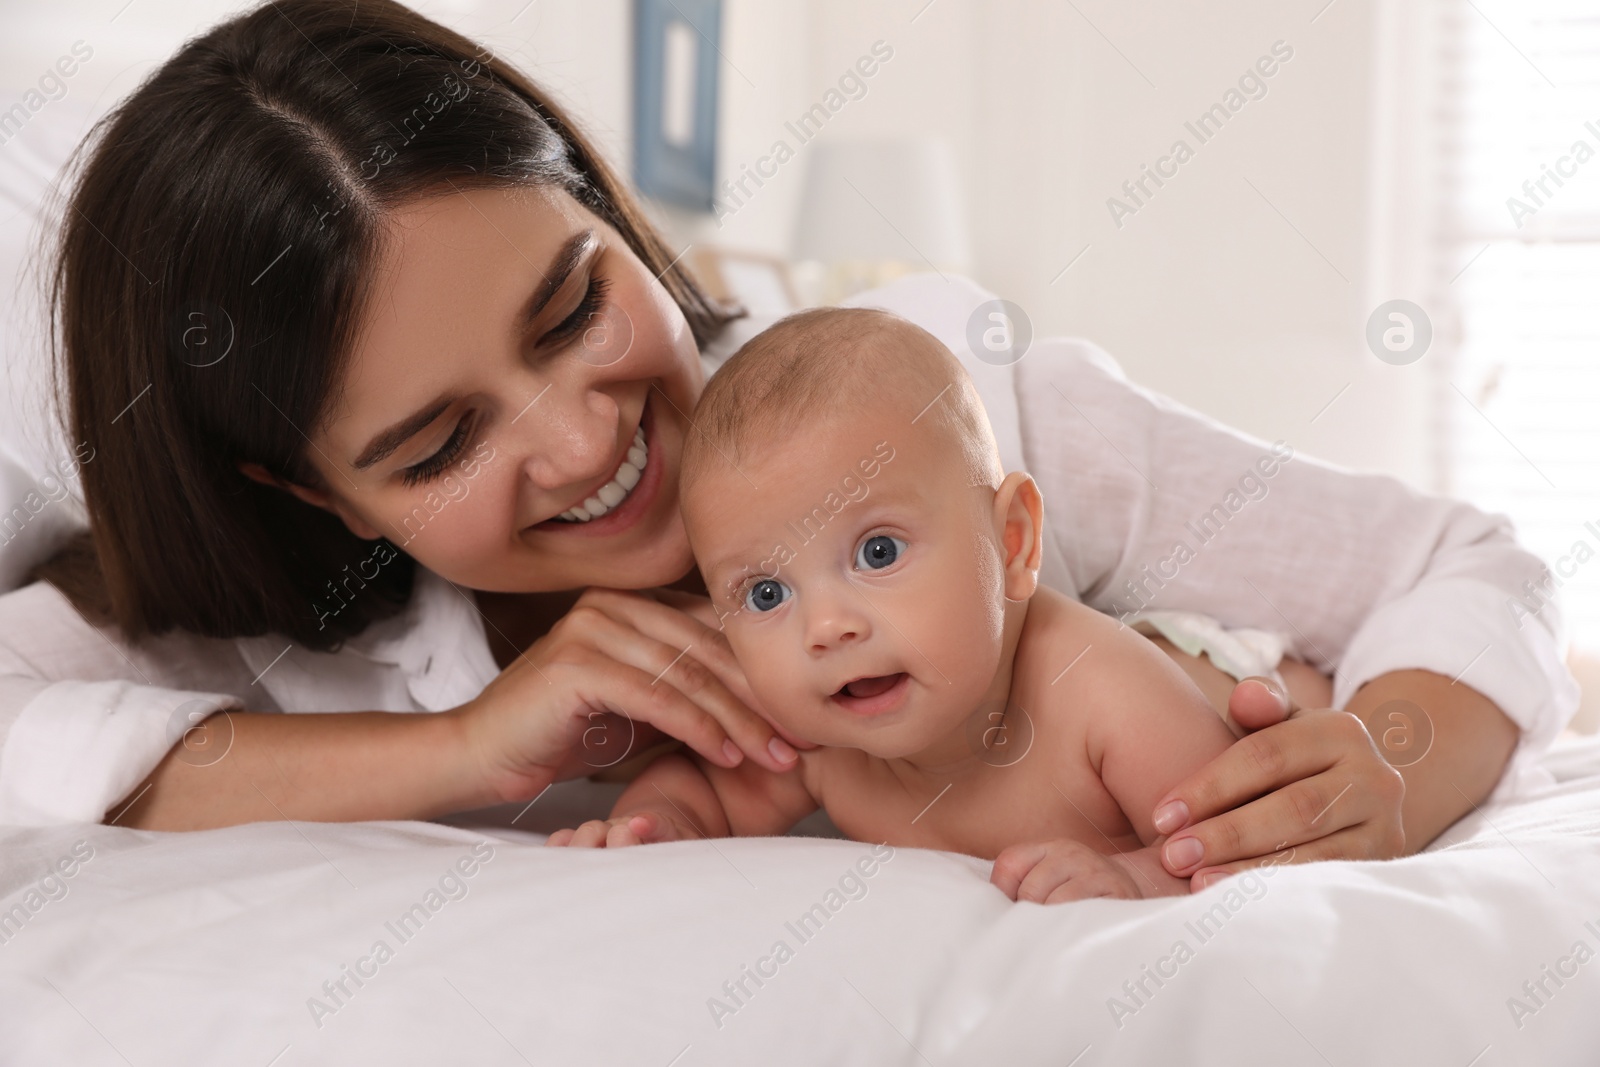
left=816, top=756, right=1141, bottom=861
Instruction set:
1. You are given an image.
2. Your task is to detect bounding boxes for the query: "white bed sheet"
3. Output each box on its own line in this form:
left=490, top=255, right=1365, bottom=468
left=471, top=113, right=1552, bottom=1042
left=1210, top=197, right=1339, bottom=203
left=1, top=738, right=1598, bottom=1066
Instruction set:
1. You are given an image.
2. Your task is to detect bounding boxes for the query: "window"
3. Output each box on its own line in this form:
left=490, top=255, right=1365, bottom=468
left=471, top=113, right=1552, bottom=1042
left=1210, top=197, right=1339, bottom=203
left=1437, top=0, right=1600, bottom=652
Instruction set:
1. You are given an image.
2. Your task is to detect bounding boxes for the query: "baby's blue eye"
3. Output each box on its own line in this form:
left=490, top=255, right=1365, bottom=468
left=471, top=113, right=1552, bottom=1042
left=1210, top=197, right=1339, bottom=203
left=855, top=534, right=907, bottom=571
left=744, top=577, right=791, bottom=612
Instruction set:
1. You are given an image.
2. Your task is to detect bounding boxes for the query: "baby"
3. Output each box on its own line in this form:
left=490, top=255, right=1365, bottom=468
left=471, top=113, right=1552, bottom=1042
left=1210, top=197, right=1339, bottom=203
left=548, top=307, right=1245, bottom=901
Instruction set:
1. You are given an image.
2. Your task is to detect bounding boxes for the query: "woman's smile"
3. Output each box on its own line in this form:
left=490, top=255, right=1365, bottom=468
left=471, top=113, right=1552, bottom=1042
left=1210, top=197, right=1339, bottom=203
left=527, top=389, right=665, bottom=538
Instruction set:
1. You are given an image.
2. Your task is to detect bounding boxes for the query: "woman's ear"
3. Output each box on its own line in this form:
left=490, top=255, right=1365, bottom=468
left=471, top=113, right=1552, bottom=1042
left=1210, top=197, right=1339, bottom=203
left=992, top=471, right=1044, bottom=602
left=237, top=461, right=383, bottom=541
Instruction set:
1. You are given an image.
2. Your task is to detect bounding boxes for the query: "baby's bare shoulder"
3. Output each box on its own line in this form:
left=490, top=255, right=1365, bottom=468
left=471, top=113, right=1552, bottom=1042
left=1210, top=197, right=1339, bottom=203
left=1013, top=588, right=1190, bottom=716
left=1014, top=589, right=1229, bottom=784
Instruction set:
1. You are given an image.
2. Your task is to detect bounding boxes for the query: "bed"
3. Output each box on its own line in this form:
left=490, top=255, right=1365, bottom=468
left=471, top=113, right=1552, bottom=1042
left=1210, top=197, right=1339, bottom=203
left=4, top=84, right=1598, bottom=1067
left=1, top=734, right=1597, bottom=1065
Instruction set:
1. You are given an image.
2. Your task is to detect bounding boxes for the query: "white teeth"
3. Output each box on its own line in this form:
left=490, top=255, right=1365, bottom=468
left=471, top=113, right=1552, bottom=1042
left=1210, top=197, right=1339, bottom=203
left=551, top=422, right=648, bottom=523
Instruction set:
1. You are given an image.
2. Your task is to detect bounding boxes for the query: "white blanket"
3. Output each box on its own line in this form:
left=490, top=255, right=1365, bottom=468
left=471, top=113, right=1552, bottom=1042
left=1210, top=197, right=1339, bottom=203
left=2, top=739, right=1599, bottom=1065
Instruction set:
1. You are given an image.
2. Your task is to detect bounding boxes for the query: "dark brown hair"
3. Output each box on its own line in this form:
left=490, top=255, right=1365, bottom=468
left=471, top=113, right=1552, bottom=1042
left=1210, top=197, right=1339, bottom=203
left=36, top=0, right=739, bottom=651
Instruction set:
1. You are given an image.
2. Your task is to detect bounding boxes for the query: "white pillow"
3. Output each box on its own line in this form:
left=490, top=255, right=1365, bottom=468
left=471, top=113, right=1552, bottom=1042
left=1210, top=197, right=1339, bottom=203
left=0, top=436, right=86, bottom=592
left=0, top=98, right=97, bottom=592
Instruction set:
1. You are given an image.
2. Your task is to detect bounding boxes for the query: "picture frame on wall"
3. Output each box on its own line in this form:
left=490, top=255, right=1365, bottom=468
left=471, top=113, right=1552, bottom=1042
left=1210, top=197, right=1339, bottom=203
left=632, top=0, right=721, bottom=212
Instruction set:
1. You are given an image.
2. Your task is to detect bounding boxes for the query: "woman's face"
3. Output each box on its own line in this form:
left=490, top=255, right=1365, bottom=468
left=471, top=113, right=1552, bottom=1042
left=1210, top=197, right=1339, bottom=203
left=299, top=184, right=706, bottom=593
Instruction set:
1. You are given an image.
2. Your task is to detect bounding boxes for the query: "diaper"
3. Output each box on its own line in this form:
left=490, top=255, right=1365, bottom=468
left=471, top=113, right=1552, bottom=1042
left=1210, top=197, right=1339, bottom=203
left=1121, top=609, right=1289, bottom=689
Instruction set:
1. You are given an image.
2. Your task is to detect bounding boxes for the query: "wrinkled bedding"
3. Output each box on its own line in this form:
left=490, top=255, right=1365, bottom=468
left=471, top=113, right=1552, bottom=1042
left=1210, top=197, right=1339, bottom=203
left=1, top=737, right=1598, bottom=1065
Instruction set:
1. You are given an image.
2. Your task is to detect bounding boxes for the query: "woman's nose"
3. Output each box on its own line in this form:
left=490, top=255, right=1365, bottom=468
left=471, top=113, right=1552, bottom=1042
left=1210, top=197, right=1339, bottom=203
left=514, top=387, right=620, bottom=491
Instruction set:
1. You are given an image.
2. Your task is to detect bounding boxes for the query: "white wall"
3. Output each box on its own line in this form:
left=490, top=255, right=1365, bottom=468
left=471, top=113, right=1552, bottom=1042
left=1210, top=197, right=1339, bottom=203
left=2, top=0, right=1425, bottom=488
left=664, top=0, right=1429, bottom=488
left=784, top=0, right=1430, bottom=489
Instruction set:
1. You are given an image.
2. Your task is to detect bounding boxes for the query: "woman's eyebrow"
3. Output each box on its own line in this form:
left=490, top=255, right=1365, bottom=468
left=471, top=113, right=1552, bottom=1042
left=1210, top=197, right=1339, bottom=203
left=350, top=229, right=598, bottom=472
left=353, top=395, right=458, bottom=471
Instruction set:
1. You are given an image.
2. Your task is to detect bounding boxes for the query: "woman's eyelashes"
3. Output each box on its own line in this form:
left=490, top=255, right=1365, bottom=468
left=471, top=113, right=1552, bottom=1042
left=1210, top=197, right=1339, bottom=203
left=396, top=275, right=613, bottom=487
left=400, top=415, right=474, bottom=487
left=542, top=276, right=611, bottom=348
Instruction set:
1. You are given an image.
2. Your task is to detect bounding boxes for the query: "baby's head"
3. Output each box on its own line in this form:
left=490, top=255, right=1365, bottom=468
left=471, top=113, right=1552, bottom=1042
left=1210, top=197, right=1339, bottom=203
left=681, top=307, right=1044, bottom=760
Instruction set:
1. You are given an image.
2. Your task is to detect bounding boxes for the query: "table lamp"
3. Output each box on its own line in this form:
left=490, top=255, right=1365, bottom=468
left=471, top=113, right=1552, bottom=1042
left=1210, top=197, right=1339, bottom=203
left=792, top=136, right=970, bottom=303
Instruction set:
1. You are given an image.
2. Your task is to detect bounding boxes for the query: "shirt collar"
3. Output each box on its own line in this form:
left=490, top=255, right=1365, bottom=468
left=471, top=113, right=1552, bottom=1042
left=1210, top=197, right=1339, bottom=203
left=342, top=566, right=501, bottom=710
left=235, top=565, right=501, bottom=714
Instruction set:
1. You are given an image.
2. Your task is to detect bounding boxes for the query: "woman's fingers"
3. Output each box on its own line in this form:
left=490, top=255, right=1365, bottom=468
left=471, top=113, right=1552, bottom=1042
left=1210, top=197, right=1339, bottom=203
left=643, top=590, right=819, bottom=755
left=1153, top=710, right=1406, bottom=876
left=649, top=587, right=725, bottom=631
left=581, top=587, right=754, bottom=705
left=576, top=612, right=788, bottom=771
left=572, top=590, right=799, bottom=770
left=1153, top=711, right=1337, bottom=834
left=1187, top=823, right=1400, bottom=891
left=464, top=586, right=803, bottom=804
left=572, top=653, right=756, bottom=772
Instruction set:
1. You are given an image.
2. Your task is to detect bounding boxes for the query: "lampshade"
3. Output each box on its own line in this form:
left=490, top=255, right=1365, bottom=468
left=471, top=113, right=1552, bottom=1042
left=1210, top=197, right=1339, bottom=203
left=793, top=137, right=970, bottom=273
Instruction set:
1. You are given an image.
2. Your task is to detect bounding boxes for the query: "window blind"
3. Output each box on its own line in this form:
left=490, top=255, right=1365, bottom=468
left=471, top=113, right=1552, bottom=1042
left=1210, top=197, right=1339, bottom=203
left=1437, top=0, right=1600, bottom=650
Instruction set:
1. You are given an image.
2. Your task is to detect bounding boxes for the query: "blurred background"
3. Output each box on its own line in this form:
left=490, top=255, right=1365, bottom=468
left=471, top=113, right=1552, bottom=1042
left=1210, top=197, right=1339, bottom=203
left=3, top=0, right=1599, bottom=725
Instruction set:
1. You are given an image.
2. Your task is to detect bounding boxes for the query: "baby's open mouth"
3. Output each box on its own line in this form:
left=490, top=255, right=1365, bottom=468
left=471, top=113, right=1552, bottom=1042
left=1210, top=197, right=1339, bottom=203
left=835, top=674, right=905, bottom=699
left=829, top=672, right=911, bottom=717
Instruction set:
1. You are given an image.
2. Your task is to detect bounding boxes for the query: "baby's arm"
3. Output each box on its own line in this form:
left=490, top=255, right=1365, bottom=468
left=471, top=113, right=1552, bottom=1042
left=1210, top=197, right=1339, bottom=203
left=545, top=752, right=821, bottom=848
left=994, top=612, right=1237, bottom=901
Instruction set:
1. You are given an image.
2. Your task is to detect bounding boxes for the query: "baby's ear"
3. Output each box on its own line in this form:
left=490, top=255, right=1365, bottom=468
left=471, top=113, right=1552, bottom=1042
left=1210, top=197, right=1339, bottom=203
left=992, top=471, right=1044, bottom=601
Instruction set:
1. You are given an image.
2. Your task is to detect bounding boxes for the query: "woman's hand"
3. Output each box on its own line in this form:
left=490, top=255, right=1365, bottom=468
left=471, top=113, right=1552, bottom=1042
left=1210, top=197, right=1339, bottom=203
left=1150, top=677, right=1407, bottom=890
left=454, top=586, right=799, bottom=807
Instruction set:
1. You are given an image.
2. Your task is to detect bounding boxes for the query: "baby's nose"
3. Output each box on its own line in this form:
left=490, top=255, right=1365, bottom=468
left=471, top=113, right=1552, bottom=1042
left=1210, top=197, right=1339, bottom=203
left=810, top=623, right=862, bottom=652
left=805, top=594, right=873, bottom=652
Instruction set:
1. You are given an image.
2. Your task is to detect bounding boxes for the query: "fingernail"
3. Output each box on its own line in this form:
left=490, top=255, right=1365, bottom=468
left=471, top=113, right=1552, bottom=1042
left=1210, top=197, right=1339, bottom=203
left=1252, top=676, right=1288, bottom=708
left=768, top=737, right=797, bottom=764
left=1164, top=836, right=1204, bottom=871
left=722, top=739, right=742, bottom=765
left=1193, top=870, right=1229, bottom=891
left=1153, top=799, right=1189, bottom=834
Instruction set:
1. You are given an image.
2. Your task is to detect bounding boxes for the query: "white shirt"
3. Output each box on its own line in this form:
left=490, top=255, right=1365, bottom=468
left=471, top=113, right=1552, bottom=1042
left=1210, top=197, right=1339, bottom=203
left=0, top=274, right=1578, bottom=824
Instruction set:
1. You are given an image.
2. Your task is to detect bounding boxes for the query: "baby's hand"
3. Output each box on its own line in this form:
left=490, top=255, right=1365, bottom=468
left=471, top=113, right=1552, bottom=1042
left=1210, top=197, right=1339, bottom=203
left=990, top=839, right=1143, bottom=903
left=545, top=810, right=689, bottom=849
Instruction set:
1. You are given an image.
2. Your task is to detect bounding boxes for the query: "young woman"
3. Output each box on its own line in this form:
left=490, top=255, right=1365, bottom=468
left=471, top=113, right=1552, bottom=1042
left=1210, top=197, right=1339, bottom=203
left=0, top=0, right=1574, bottom=893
